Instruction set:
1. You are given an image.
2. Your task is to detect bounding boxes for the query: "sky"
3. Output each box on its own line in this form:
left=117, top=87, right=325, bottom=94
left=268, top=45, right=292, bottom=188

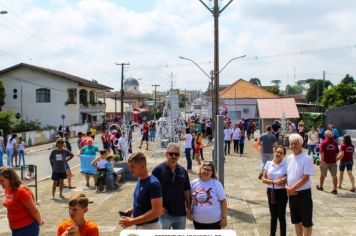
left=0, top=0, right=355, bottom=93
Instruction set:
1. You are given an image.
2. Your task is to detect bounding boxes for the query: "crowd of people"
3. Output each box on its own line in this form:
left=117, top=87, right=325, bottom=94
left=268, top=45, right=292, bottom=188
left=259, top=121, right=354, bottom=236
left=0, top=117, right=354, bottom=235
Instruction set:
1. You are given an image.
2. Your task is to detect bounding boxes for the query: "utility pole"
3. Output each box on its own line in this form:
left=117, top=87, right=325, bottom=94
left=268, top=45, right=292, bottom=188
left=152, top=84, right=160, bottom=121
left=199, top=0, right=234, bottom=186
left=199, top=0, right=233, bottom=117
left=114, top=93, right=117, bottom=118
left=322, top=70, right=326, bottom=92
left=116, top=62, right=129, bottom=124
left=184, top=88, right=187, bottom=121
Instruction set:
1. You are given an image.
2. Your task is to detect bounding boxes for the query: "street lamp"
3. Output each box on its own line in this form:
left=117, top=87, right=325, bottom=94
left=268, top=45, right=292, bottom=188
left=179, top=55, right=246, bottom=115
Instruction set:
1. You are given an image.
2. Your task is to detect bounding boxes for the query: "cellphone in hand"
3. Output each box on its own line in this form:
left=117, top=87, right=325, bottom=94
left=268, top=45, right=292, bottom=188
left=119, top=211, right=131, bottom=217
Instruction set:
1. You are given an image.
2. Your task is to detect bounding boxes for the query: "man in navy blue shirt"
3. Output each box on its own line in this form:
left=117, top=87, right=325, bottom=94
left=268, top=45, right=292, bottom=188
left=152, top=143, right=192, bottom=229
left=119, top=152, right=163, bottom=229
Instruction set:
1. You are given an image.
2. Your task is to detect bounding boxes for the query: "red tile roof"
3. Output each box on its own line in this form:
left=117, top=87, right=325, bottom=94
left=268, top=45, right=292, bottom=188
left=220, top=79, right=279, bottom=99
left=257, top=98, right=300, bottom=119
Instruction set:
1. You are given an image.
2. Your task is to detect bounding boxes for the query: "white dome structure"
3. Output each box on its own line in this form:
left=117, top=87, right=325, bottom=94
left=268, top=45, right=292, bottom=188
left=123, top=77, right=140, bottom=92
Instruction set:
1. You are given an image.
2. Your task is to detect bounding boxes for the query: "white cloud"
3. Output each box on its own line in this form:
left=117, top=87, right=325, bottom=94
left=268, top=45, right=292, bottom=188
left=0, top=0, right=355, bottom=93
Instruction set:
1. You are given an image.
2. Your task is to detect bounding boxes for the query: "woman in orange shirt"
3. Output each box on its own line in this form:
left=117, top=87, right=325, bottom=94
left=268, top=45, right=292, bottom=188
left=0, top=166, right=44, bottom=236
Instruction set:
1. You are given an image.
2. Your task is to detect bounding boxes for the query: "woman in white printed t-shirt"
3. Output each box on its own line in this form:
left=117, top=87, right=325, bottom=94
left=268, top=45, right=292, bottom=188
left=262, top=146, right=288, bottom=236
left=191, top=162, right=227, bottom=229
left=6, top=134, right=17, bottom=167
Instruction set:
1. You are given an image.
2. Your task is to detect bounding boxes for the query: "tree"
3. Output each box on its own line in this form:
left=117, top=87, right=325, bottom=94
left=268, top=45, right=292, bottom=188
left=306, top=79, right=332, bottom=103
left=286, top=85, right=304, bottom=95
left=305, top=78, right=316, bottom=84
left=341, top=74, right=354, bottom=85
left=266, top=87, right=284, bottom=96
left=271, top=80, right=281, bottom=87
left=296, top=80, right=307, bottom=86
left=0, top=110, right=14, bottom=139
left=249, top=78, right=262, bottom=86
left=0, top=80, right=5, bottom=111
left=322, top=77, right=356, bottom=108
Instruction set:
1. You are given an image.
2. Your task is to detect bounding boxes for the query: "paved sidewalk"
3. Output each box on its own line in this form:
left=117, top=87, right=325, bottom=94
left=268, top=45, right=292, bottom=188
left=0, top=136, right=355, bottom=235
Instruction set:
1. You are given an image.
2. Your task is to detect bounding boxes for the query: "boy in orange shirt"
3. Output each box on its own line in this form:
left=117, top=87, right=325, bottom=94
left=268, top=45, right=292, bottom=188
left=57, top=193, right=99, bottom=236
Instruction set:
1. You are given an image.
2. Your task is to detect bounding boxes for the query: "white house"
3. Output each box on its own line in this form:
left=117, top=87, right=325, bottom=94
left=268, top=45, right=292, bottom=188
left=201, top=79, right=279, bottom=122
left=0, top=63, right=112, bottom=127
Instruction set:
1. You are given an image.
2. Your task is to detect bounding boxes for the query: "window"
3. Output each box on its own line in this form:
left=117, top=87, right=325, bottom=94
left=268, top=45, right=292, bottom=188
left=79, top=89, right=88, bottom=104
left=89, top=90, right=97, bottom=104
left=67, top=89, right=77, bottom=103
left=36, top=88, right=50, bottom=103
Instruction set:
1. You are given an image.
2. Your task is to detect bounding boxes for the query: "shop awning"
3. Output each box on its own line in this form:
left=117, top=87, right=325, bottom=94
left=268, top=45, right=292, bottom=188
left=257, top=98, right=299, bottom=119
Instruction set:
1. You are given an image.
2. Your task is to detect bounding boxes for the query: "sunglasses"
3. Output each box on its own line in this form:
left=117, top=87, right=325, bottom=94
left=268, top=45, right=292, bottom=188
left=167, top=152, right=180, bottom=157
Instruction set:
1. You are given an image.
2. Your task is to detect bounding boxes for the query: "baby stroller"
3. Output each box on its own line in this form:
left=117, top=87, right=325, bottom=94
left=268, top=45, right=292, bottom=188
left=312, top=144, right=320, bottom=165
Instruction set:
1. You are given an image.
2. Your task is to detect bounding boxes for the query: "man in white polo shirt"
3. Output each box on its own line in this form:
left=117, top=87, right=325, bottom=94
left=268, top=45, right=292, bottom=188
left=286, top=133, right=314, bottom=236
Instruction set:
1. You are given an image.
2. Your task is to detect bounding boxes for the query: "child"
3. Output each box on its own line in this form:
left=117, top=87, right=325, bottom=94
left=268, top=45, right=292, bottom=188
left=253, top=138, right=261, bottom=152
left=91, top=150, right=108, bottom=193
left=57, top=193, right=99, bottom=236
left=17, top=137, right=26, bottom=167
left=239, top=133, right=245, bottom=156
left=106, top=155, right=121, bottom=186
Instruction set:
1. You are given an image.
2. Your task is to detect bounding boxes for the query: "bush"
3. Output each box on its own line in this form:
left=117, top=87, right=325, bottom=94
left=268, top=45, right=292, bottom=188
left=0, top=110, right=14, bottom=138
left=12, top=120, right=41, bottom=133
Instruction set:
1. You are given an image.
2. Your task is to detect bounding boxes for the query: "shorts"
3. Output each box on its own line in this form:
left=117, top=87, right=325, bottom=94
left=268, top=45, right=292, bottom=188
left=194, top=147, right=201, bottom=155
left=64, top=162, right=70, bottom=170
left=320, top=163, right=337, bottom=177
left=339, top=161, right=353, bottom=172
left=51, top=171, right=67, bottom=181
left=289, top=188, right=313, bottom=227
left=142, top=134, right=149, bottom=141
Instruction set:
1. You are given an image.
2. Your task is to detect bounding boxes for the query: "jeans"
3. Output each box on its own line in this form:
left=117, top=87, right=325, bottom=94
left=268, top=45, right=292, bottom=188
left=307, top=144, right=316, bottom=155
left=0, top=150, right=3, bottom=166
left=233, top=139, right=239, bottom=153
left=224, top=140, right=231, bottom=155
left=160, top=214, right=186, bottom=229
left=185, top=148, right=192, bottom=170
left=261, top=153, right=274, bottom=172
left=18, top=150, right=25, bottom=166
left=12, top=221, right=39, bottom=236
left=267, top=188, right=288, bottom=236
left=239, top=143, right=244, bottom=155
left=6, top=148, right=14, bottom=166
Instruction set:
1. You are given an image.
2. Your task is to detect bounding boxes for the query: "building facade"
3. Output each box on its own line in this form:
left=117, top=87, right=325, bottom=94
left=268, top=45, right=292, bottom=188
left=0, top=63, right=112, bottom=127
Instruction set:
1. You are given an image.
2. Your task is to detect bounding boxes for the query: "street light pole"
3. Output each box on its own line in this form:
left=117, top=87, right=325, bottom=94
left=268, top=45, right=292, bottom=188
left=152, top=84, right=160, bottom=121
left=116, top=62, right=129, bottom=124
